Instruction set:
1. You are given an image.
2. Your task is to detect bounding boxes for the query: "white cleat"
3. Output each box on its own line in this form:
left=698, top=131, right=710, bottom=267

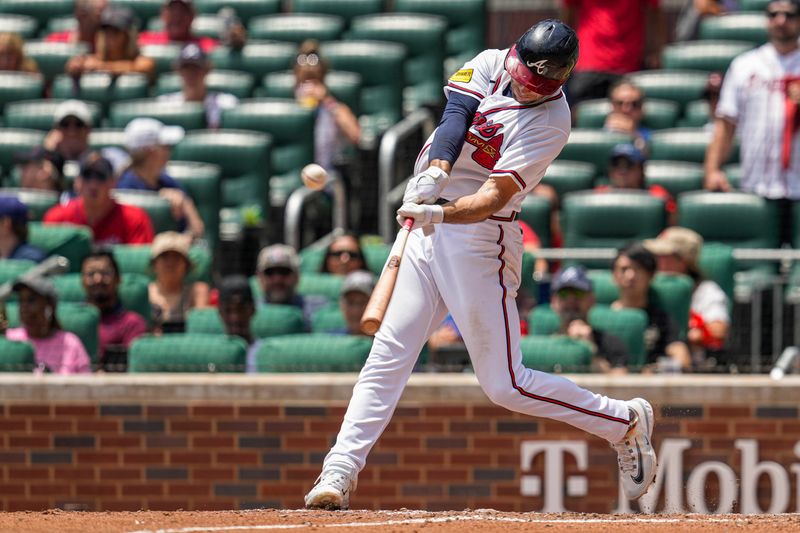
left=304, top=470, right=357, bottom=510
left=612, top=397, right=657, bottom=501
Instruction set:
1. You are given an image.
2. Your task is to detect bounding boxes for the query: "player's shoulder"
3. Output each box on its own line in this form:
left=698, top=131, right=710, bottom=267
left=728, top=44, right=771, bottom=73
left=523, top=91, right=571, bottom=136
left=464, top=48, right=507, bottom=71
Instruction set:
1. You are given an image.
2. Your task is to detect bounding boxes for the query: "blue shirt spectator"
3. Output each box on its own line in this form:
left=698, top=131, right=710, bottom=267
left=0, top=197, right=47, bottom=263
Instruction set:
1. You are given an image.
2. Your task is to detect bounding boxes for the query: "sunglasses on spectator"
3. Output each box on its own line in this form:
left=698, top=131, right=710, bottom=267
left=81, top=170, right=110, bottom=182
left=58, top=118, right=87, bottom=129
left=82, top=269, right=115, bottom=280
left=611, top=99, right=643, bottom=110
left=556, top=288, right=589, bottom=299
left=767, top=9, right=800, bottom=19
left=327, top=250, right=362, bottom=259
left=610, top=157, right=639, bottom=169
left=263, top=267, right=294, bottom=277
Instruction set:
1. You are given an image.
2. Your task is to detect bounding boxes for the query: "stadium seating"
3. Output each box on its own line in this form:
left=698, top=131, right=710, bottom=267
left=28, top=222, right=92, bottom=273
left=680, top=100, right=711, bottom=128
left=311, top=303, right=346, bottom=333
left=51, top=272, right=151, bottom=322
left=5, top=301, right=100, bottom=361
left=575, top=98, right=680, bottom=130
left=4, top=99, right=102, bottom=131
left=253, top=333, right=373, bottom=372
left=740, top=0, right=771, bottom=9
left=661, top=40, right=753, bottom=72
left=194, top=0, right=282, bottom=24
left=210, top=41, right=296, bottom=80
left=347, top=14, right=447, bottom=111
left=698, top=12, right=767, bottom=45
left=165, top=161, right=221, bottom=245
left=698, top=242, right=736, bottom=303
left=248, top=13, right=345, bottom=43
left=110, top=0, right=163, bottom=22
left=0, top=258, right=35, bottom=285
left=0, top=188, right=58, bottom=220
left=519, top=335, right=593, bottom=373
left=0, top=338, right=35, bottom=372
left=361, top=242, right=390, bottom=275
left=89, top=128, right=127, bottom=151
left=220, top=99, right=315, bottom=208
left=292, top=0, right=386, bottom=26
left=296, top=273, right=344, bottom=300
left=111, top=190, right=178, bottom=234
left=644, top=160, right=705, bottom=198
left=139, top=44, right=182, bottom=77
left=128, top=333, right=247, bottom=372
left=650, top=128, right=739, bottom=164
left=146, top=14, right=223, bottom=39
left=0, top=128, right=46, bottom=180
left=45, top=15, right=75, bottom=34
left=627, top=70, right=710, bottom=112
left=155, top=69, right=254, bottom=98
left=0, top=72, right=44, bottom=115
left=650, top=273, right=694, bottom=338
left=0, top=14, right=38, bottom=39
left=557, top=130, right=633, bottom=175
left=186, top=304, right=307, bottom=338
left=261, top=70, right=362, bottom=115
left=23, top=41, right=88, bottom=82
left=109, top=99, right=206, bottom=129
left=52, top=73, right=150, bottom=114
left=542, top=160, right=596, bottom=197
left=0, top=1, right=73, bottom=28
left=111, top=243, right=212, bottom=283
left=519, top=194, right=551, bottom=248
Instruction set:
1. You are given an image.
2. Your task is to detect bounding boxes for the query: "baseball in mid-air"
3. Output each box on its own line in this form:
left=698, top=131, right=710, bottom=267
left=301, top=163, right=328, bottom=191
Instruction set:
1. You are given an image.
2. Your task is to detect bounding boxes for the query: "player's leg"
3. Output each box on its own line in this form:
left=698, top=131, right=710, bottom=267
left=305, top=230, right=449, bottom=510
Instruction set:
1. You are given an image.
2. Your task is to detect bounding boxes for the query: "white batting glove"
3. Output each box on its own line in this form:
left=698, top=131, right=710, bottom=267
left=402, top=166, right=450, bottom=205
left=396, top=202, right=444, bottom=230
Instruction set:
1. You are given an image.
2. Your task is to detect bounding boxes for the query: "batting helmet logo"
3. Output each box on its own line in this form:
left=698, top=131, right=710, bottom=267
left=526, top=59, right=549, bottom=75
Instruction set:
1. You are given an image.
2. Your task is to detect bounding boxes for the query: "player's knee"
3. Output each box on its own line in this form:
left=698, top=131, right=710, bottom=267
left=482, top=382, right=519, bottom=409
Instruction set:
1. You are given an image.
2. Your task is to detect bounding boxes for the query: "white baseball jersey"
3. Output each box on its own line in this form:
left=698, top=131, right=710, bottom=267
left=414, top=48, right=571, bottom=218
left=717, top=44, right=800, bottom=199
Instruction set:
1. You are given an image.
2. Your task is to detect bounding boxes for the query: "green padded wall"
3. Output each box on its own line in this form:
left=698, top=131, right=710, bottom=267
left=254, top=333, right=373, bottom=372
left=519, top=335, right=593, bottom=373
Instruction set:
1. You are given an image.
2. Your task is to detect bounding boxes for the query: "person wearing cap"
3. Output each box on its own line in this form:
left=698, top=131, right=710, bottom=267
left=595, top=143, right=677, bottom=224
left=117, top=118, right=205, bottom=239
left=611, top=243, right=691, bottom=372
left=139, top=0, right=245, bottom=52
left=46, top=0, right=108, bottom=51
left=157, top=43, right=238, bottom=130
left=256, top=244, right=328, bottom=329
left=217, top=275, right=262, bottom=373
left=66, top=5, right=155, bottom=79
left=43, top=100, right=94, bottom=163
left=148, top=231, right=210, bottom=334
left=81, top=248, right=148, bottom=367
left=331, top=270, right=376, bottom=336
left=0, top=197, right=46, bottom=263
left=5, top=276, right=91, bottom=374
left=43, top=151, right=155, bottom=245
left=550, top=266, right=630, bottom=374
left=15, top=147, right=65, bottom=195
left=603, top=79, right=652, bottom=150
left=705, top=0, right=800, bottom=245
left=644, top=227, right=729, bottom=366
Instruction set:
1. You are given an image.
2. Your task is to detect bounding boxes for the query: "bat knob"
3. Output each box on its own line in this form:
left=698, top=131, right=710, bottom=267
left=360, top=318, right=380, bottom=336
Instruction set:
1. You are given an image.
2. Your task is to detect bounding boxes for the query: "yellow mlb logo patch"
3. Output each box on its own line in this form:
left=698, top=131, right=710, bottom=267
left=450, top=69, right=473, bottom=83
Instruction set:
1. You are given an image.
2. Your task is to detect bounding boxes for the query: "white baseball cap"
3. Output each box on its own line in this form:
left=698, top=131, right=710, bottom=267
left=124, top=117, right=185, bottom=152
left=53, top=99, right=93, bottom=127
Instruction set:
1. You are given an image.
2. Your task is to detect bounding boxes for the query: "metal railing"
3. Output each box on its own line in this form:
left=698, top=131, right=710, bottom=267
left=283, top=173, right=347, bottom=251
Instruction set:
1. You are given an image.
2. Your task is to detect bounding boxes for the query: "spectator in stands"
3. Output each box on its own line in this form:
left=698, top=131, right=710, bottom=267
left=604, top=79, right=652, bottom=150
left=675, top=0, right=740, bottom=42
left=43, top=100, right=93, bottom=163
left=157, top=43, right=238, bottom=129
left=560, top=0, right=665, bottom=106
left=6, top=276, right=91, bottom=374
left=66, top=5, right=155, bottom=80
left=139, top=0, right=245, bottom=52
left=14, top=147, right=65, bottom=195
left=46, top=0, right=108, bottom=51
left=43, top=151, right=155, bottom=245
left=644, top=227, right=729, bottom=368
left=550, top=266, right=630, bottom=374
left=294, top=40, right=361, bottom=172
left=611, top=243, right=691, bottom=372
left=117, top=118, right=205, bottom=239
left=332, top=270, right=376, bottom=336
left=148, top=231, right=209, bottom=334
left=81, top=248, right=147, bottom=368
left=702, top=72, right=723, bottom=131
left=595, top=143, right=677, bottom=225
left=0, top=197, right=46, bottom=262
left=217, top=275, right=261, bottom=373
left=705, top=0, right=800, bottom=245
left=321, top=233, right=367, bottom=276
left=256, top=244, right=327, bottom=328
left=0, top=32, right=39, bottom=73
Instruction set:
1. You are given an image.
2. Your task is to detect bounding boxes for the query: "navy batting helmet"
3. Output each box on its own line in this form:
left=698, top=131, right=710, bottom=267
left=505, top=19, right=579, bottom=95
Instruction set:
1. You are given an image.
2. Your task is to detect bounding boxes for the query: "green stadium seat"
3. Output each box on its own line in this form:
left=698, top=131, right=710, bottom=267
left=45, top=15, right=76, bottom=34
left=311, top=303, right=346, bottom=333
left=4, top=99, right=102, bottom=131
left=165, top=161, right=221, bottom=245
left=139, top=43, right=181, bottom=76
left=740, top=0, right=771, bottom=9
left=562, top=191, right=667, bottom=268
left=254, top=333, right=373, bottom=372
left=362, top=241, right=390, bottom=275
left=699, top=12, right=767, bottom=45
left=110, top=0, right=163, bottom=22
left=320, top=40, right=406, bottom=137
left=248, top=14, right=345, bottom=43
left=194, top=0, right=281, bottom=24
left=0, top=1, right=74, bottom=27
left=723, top=163, right=742, bottom=189
left=23, top=41, right=88, bottom=82
left=185, top=307, right=224, bottom=334
left=575, top=98, right=680, bottom=130
left=0, top=259, right=35, bottom=285
left=109, top=99, right=206, bottom=129
left=296, top=272, right=345, bottom=300
left=348, top=14, right=447, bottom=110
left=698, top=242, right=735, bottom=304
left=111, top=243, right=211, bottom=283
left=210, top=41, right=296, bottom=80
left=0, top=338, right=35, bottom=372
left=650, top=128, right=738, bottom=164
left=261, top=70, right=362, bottom=115
left=28, top=222, right=91, bottom=273
left=650, top=273, right=694, bottom=338
left=0, top=14, right=38, bottom=39
left=128, top=333, right=247, bottom=372
left=519, top=194, right=551, bottom=247
left=0, top=188, right=58, bottom=221
left=172, top=129, right=271, bottom=213
left=145, top=14, right=223, bottom=39
left=785, top=204, right=800, bottom=303
left=0, top=72, right=44, bottom=115
left=661, top=40, right=753, bottom=72
left=50, top=272, right=151, bottom=322
left=557, top=130, right=633, bottom=175
left=519, top=335, right=593, bottom=373
left=252, top=304, right=307, bottom=338
left=292, top=0, right=386, bottom=25
left=154, top=69, right=254, bottom=98
left=52, top=73, right=149, bottom=114
left=542, top=160, right=596, bottom=198
left=88, top=128, right=127, bottom=151
left=220, top=99, right=315, bottom=207
left=393, top=0, right=485, bottom=73
left=627, top=69, right=710, bottom=111
left=680, top=100, right=711, bottom=128
left=6, top=301, right=100, bottom=361
left=586, top=270, right=618, bottom=305
left=0, top=128, right=45, bottom=177
left=111, top=190, right=177, bottom=234
left=298, top=246, right=326, bottom=273
left=644, top=160, right=705, bottom=197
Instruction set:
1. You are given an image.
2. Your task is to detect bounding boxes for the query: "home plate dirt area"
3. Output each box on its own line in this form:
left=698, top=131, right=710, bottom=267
left=0, top=509, right=798, bottom=533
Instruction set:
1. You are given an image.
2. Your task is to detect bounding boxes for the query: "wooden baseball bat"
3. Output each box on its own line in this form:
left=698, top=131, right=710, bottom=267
left=360, top=217, right=414, bottom=335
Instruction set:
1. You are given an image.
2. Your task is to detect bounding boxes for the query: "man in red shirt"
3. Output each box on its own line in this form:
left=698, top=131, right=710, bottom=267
left=43, top=152, right=154, bottom=245
left=560, top=0, right=665, bottom=106
left=138, top=0, right=245, bottom=52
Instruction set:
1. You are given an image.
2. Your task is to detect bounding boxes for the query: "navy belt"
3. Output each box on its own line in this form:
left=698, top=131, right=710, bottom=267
left=435, top=198, right=518, bottom=222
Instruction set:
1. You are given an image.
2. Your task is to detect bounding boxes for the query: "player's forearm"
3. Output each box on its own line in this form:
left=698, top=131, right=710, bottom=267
left=441, top=183, right=506, bottom=224
left=704, top=118, right=735, bottom=173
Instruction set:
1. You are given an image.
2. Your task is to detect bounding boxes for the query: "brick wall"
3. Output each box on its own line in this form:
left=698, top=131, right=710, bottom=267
left=0, top=374, right=798, bottom=513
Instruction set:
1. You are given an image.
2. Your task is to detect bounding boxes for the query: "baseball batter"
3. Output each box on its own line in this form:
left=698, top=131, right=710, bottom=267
left=305, top=20, right=657, bottom=510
